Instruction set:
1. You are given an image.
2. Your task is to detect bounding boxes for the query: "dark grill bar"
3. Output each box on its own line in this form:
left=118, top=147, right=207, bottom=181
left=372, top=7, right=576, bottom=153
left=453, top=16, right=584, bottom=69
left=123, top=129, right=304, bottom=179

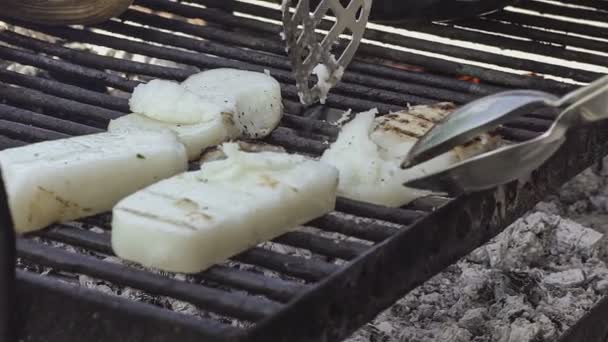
left=492, top=11, right=608, bottom=41
left=0, top=176, right=16, bottom=341
left=1, top=0, right=607, bottom=341
left=18, top=239, right=281, bottom=322
left=518, top=0, right=608, bottom=23
left=39, top=225, right=310, bottom=303
left=188, top=0, right=588, bottom=90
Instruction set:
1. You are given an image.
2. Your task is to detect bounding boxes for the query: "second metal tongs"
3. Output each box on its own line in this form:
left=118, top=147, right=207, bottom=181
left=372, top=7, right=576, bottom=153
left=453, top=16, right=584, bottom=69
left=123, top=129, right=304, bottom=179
left=401, top=75, right=608, bottom=193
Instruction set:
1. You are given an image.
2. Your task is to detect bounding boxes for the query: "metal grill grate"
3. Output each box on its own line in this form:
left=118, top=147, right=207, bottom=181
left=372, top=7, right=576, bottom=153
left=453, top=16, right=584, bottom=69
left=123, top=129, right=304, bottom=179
left=0, top=1, right=607, bottom=341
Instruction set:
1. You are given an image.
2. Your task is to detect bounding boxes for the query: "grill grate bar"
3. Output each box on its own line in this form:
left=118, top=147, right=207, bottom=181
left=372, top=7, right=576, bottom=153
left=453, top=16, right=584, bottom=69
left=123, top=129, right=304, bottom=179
left=336, top=198, right=425, bottom=225
left=575, top=0, right=608, bottom=11
left=0, top=104, right=101, bottom=137
left=496, top=126, right=541, bottom=141
left=309, top=213, right=398, bottom=243
left=194, top=0, right=599, bottom=84
left=47, top=20, right=438, bottom=108
left=518, top=0, right=608, bottom=23
left=16, top=269, right=240, bottom=341
left=396, top=22, right=608, bottom=69
left=455, top=17, right=608, bottom=54
left=235, top=248, right=338, bottom=282
left=0, top=84, right=122, bottom=125
left=1, top=24, right=398, bottom=112
left=335, top=24, right=601, bottom=84
left=115, top=9, right=476, bottom=104
left=0, top=119, right=68, bottom=142
left=489, top=11, right=608, bottom=40
left=40, top=220, right=356, bottom=289
left=17, top=238, right=283, bottom=322
left=502, top=116, right=554, bottom=132
left=42, top=213, right=339, bottom=283
left=281, top=114, right=339, bottom=138
left=41, top=225, right=307, bottom=302
left=0, top=136, right=27, bottom=149
left=0, top=68, right=130, bottom=113
left=137, top=0, right=511, bottom=96
left=274, top=231, right=370, bottom=260
left=265, top=127, right=329, bottom=155
left=0, top=84, right=330, bottom=156
left=0, top=27, right=195, bottom=82
left=0, top=42, right=140, bottom=92
left=0, top=30, right=187, bottom=85
left=348, top=61, right=506, bottom=96
left=133, top=0, right=573, bottom=93
left=354, top=42, right=575, bottom=93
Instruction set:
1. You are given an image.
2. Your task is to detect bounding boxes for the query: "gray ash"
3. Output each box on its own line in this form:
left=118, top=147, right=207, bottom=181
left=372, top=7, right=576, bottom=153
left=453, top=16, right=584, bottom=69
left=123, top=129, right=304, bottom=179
left=347, top=160, right=608, bottom=342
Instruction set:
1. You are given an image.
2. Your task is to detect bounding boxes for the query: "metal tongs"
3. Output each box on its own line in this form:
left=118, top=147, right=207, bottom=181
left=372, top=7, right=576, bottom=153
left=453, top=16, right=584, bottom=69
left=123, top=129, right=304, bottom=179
left=401, top=75, right=608, bottom=194
left=281, top=0, right=373, bottom=106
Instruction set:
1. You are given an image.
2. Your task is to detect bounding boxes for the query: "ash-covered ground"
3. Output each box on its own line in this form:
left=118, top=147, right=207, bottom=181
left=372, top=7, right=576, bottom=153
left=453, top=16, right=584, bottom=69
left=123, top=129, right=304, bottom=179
left=347, top=161, right=608, bottom=342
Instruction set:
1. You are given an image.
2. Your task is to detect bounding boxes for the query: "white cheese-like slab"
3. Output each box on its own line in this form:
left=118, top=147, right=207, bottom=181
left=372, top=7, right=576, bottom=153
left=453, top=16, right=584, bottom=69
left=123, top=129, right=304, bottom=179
left=110, top=68, right=283, bottom=160
left=111, top=143, right=339, bottom=274
left=0, top=130, right=188, bottom=234
left=129, top=79, right=222, bottom=125
left=181, top=68, right=283, bottom=138
left=108, top=113, right=232, bottom=161
left=320, top=104, right=500, bottom=207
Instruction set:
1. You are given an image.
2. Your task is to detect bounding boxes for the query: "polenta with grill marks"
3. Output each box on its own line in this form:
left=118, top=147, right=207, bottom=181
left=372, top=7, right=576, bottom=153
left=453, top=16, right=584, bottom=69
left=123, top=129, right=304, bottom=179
left=111, top=142, right=338, bottom=274
left=321, top=104, right=501, bottom=207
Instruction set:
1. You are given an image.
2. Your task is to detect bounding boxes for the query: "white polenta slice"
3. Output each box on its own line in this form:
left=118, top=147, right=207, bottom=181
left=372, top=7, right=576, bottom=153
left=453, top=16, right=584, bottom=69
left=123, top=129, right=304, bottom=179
left=108, top=113, right=231, bottom=160
left=111, top=143, right=339, bottom=274
left=0, top=130, right=188, bottom=234
left=109, top=68, right=283, bottom=160
left=181, top=68, right=283, bottom=138
left=321, top=104, right=500, bottom=207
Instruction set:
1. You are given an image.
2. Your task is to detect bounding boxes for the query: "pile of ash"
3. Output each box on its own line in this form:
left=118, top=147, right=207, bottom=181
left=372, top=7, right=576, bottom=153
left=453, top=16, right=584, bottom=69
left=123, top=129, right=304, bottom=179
left=348, top=161, right=608, bottom=342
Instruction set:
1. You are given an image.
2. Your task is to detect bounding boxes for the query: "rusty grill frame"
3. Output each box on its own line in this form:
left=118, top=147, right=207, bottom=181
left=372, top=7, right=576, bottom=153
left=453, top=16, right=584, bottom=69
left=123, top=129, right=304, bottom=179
left=1, top=0, right=608, bottom=341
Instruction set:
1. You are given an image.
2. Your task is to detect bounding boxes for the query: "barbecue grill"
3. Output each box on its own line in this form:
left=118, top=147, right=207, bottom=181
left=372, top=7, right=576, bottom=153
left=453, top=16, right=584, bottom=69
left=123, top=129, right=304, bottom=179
left=1, top=1, right=607, bottom=341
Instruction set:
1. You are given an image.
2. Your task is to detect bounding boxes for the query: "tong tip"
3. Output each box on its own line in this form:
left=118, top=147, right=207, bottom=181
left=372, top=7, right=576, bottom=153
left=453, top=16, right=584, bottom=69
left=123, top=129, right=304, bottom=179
left=401, top=150, right=435, bottom=170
